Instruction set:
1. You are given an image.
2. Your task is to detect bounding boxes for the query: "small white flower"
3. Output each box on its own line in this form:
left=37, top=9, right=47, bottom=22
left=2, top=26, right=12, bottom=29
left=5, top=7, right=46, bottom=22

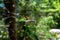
left=0, top=35, right=2, bottom=38
left=13, top=4, right=15, bottom=7
left=1, top=31, right=4, bottom=33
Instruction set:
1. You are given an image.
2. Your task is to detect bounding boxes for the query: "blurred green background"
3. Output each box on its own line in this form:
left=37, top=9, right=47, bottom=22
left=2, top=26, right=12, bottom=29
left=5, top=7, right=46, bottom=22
left=0, top=0, right=60, bottom=40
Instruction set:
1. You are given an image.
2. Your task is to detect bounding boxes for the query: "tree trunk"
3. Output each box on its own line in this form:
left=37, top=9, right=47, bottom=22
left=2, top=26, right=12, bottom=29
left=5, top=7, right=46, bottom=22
left=4, top=0, right=17, bottom=40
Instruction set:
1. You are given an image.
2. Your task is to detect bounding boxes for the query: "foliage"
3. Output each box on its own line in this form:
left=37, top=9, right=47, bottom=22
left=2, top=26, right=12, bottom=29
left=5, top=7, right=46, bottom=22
left=17, top=0, right=59, bottom=40
left=0, top=0, right=60, bottom=40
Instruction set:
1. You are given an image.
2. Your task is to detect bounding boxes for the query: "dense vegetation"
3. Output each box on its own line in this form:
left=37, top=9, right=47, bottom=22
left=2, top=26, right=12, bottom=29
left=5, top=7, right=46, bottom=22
left=0, top=0, right=60, bottom=40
